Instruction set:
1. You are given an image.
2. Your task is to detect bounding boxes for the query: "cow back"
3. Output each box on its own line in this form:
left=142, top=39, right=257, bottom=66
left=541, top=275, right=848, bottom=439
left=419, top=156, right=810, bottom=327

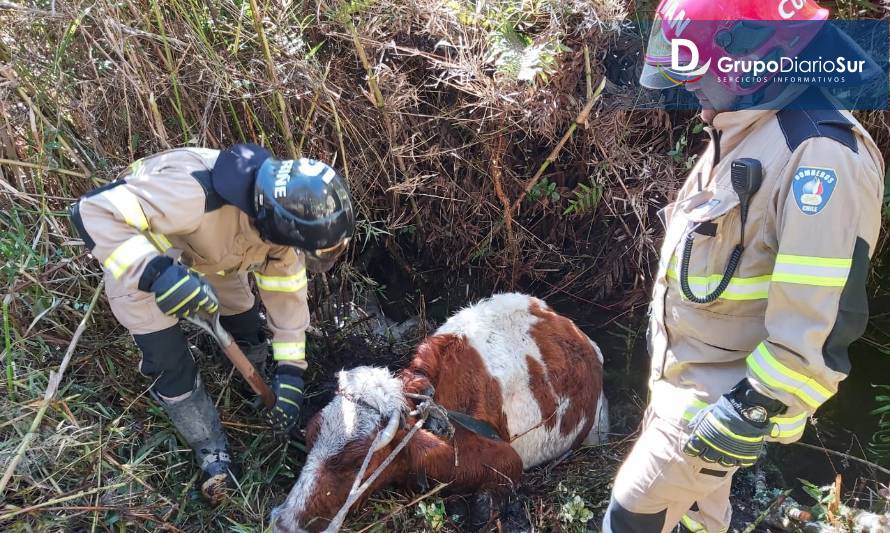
left=418, top=293, right=605, bottom=468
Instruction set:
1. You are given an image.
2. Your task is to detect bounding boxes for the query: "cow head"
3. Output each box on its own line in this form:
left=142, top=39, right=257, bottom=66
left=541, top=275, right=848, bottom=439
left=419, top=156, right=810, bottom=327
left=270, top=366, right=408, bottom=533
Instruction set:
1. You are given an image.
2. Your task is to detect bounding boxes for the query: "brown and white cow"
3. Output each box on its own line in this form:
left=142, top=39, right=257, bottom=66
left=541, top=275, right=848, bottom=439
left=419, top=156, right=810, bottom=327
left=271, top=293, right=608, bottom=532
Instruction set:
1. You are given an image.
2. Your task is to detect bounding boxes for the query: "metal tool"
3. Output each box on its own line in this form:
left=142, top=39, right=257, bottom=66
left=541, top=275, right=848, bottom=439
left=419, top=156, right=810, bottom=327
left=187, top=313, right=276, bottom=409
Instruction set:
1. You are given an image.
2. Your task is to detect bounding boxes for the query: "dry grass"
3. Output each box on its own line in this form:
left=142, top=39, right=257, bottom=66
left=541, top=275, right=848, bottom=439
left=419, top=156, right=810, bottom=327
left=0, top=1, right=653, bottom=529
left=1, top=0, right=889, bottom=531
left=0, top=0, right=686, bottom=307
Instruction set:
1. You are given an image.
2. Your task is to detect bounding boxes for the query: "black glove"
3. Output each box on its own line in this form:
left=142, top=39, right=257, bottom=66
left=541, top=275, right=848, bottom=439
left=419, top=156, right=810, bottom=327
left=142, top=257, right=219, bottom=318
left=684, top=380, right=786, bottom=468
left=266, top=364, right=305, bottom=433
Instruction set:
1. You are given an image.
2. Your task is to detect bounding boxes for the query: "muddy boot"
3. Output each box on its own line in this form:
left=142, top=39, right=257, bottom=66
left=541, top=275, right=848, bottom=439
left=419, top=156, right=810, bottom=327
left=154, top=376, right=236, bottom=504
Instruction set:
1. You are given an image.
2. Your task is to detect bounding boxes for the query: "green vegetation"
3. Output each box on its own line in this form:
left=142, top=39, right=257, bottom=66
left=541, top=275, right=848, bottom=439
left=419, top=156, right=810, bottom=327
left=868, top=384, right=890, bottom=467
left=556, top=483, right=595, bottom=530
left=416, top=499, right=447, bottom=531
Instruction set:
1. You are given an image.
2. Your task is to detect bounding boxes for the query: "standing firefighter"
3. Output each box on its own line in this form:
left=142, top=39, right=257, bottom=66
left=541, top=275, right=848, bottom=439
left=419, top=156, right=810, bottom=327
left=70, top=145, right=354, bottom=501
left=604, top=1, right=885, bottom=531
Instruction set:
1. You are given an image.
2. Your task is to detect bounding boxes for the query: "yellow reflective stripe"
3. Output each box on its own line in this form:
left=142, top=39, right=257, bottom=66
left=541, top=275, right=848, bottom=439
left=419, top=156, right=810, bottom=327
left=279, top=396, right=301, bottom=409
left=747, top=343, right=833, bottom=409
left=99, top=186, right=174, bottom=256
left=668, top=256, right=770, bottom=301
left=680, top=515, right=708, bottom=533
left=128, top=159, right=144, bottom=177
left=775, top=254, right=852, bottom=268
left=280, top=383, right=303, bottom=394
left=103, top=235, right=157, bottom=279
left=706, top=412, right=764, bottom=443
left=771, top=273, right=847, bottom=287
left=156, top=276, right=189, bottom=303
left=682, top=398, right=710, bottom=422
left=166, top=286, right=201, bottom=315
left=696, top=433, right=759, bottom=461
left=773, top=254, right=851, bottom=287
left=101, top=186, right=149, bottom=231
left=147, top=232, right=172, bottom=252
left=255, top=269, right=308, bottom=293
left=770, top=411, right=808, bottom=439
left=272, top=341, right=306, bottom=361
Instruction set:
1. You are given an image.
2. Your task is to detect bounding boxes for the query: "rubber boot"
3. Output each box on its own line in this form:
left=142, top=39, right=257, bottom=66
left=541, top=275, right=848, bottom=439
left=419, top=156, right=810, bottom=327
left=154, top=376, right=236, bottom=504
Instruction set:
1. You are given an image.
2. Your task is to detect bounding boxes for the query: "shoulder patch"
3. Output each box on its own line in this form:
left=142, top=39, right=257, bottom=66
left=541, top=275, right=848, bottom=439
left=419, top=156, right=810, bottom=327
left=776, top=91, right=858, bottom=154
left=792, top=166, right=837, bottom=216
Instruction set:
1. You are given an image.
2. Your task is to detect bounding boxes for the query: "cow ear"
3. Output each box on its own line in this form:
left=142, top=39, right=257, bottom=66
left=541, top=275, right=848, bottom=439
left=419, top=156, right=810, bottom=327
left=372, top=410, right=401, bottom=451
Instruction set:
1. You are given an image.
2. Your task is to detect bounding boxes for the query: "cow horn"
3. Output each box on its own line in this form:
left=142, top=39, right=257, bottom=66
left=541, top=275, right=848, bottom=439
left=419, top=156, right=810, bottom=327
left=372, top=410, right=401, bottom=452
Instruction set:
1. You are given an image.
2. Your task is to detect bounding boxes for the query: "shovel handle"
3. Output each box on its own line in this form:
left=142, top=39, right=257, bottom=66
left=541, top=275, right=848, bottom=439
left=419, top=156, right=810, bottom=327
left=187, top=314, right=276, bottom=409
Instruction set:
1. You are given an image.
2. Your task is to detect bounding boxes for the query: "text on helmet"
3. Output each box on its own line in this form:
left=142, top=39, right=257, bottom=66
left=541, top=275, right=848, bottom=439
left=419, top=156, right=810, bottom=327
left=778, top=0, right=807, bottom=19
left=659, top=0, right=691, bottom=38
left=274, top=160, right=294, bottom=199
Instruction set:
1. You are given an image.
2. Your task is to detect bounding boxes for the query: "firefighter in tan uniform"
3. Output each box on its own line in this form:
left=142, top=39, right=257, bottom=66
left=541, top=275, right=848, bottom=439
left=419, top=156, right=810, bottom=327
left=70, top=144, right=354, bottom=501
left=604, top=1, right=885, bottom=531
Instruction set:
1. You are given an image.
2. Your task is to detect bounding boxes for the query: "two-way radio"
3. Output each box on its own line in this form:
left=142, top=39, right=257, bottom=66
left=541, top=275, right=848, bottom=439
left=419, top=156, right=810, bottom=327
left=679, top=158, right=763, bottom=304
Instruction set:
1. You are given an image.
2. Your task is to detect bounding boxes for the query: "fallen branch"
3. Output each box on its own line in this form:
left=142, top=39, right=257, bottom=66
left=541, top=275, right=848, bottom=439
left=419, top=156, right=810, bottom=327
left=791, top=441, right=890, bottom=478
left=0, top=158, right=87, bottom=177
left=0, top=481, right=125, bottom=522
left=0, top=280, right=104, bottom=497
left=742, top=489, right=791, bottom=533
left=511, top=77, right=606, bottom=213
left=467, top=76, right=608, bottom=262
left=489, top=132, right=517, bottom=287
left=19, top=506, right=183, bottom=531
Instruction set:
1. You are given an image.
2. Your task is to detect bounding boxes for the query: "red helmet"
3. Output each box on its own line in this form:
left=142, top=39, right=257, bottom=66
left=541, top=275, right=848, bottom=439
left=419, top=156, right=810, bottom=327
left=641, top=0, right=829, bottom=95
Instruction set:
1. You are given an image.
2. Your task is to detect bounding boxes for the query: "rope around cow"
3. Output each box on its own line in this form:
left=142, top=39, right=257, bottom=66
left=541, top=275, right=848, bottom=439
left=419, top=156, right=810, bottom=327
left=320, top=387, right=557, bottom=532
left=321, top=392, right=446, bottom=533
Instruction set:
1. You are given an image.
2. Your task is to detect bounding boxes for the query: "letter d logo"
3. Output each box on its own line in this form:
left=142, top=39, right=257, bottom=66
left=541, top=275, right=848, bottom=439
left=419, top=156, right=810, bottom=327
left=671, top=38, right=711, bottom=77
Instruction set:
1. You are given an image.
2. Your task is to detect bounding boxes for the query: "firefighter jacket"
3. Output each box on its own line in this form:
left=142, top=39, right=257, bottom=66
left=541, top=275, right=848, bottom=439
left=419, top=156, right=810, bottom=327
left=71, top=148, right=310, bottom=366
left=648, top=89, right=885, bottom=443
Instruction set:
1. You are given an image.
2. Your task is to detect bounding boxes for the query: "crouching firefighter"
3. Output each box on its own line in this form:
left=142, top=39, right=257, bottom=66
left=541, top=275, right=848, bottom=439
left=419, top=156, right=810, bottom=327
left=604, top=1, right=885, bottom=532
left=69, top=145, right=355, bottom=501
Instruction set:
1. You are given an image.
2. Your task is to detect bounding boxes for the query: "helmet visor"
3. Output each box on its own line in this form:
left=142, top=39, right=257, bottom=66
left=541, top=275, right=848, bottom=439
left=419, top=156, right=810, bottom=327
left=644, top=14, right=672, bottom=65
left=641, top=14, right=702, bottom=89
left=304, top=239, right=349, bottom=273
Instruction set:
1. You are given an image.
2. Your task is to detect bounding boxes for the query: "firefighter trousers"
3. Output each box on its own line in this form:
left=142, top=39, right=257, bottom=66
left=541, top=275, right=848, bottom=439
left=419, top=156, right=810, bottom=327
left=105, top=271, right=261, bottom=398
left=602, top=408, right=736, bottom=533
